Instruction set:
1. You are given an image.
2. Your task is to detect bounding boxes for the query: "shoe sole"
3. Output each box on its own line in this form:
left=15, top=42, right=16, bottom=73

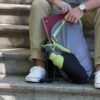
left=25, top=77, right=40, bottom=83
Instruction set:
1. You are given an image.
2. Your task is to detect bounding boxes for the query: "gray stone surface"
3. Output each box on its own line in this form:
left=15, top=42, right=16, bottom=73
left=0, top=37, right=29, bottom=48
left=0, top=24, right=29, bottom=48
left=84, top=85, right=100, bottom=95
left=84, top=96, right=95, bottom=100
left=0, top=75, right=99, bottom=100
left=0, top=4, right=30, bottom=16
left=0, top=48, right=31, bottom=75
left=0, top=15, right=28, bottom=25
left=0, top=48, right=30, bottom=59
left=0, top=24, right=29, bottom=35
left=0, top=75, right=83, bottom=94
left=0, top=0, right=32, bottom=4
left=0, top=59, right=31, bottom=75
left=94, top=96, right=100, bottom=100
left=0, top=92, right=34, bottom=100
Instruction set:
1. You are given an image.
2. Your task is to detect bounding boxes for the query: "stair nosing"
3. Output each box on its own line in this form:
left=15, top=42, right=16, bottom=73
left=0, top=24, right=29, bottom=35
left=0, top=4, right=30, bottom=15
left=0, top=75, right=99, bottom=95
left=0, top=48, right=30, bottom=60
left=0, top=4, right=30, bottom=9
left=0, top=24, right=29, bottom=30
left=0, top=75, right=86, bottom=94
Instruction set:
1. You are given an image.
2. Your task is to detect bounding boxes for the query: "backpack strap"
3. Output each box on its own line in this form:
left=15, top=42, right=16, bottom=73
left=52, top=20, right=83, bottom=40
left=52, top=39, right=71, bottom=53
left=52, top=20, right=66, bottom=40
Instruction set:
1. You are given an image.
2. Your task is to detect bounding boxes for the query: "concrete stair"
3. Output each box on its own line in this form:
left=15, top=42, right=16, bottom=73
left=0, top=47, right=94, bottom=75
left=0, top=4, right=30, bottom=15
left=0, top=0, right=32, bottom=4
left=0, top=75, right=100, bottom=100
left=0, top=0, right=98, bottom=100
left=0, top=3, right=30, bottom=48
left=0, top=48, right=32, bottom=75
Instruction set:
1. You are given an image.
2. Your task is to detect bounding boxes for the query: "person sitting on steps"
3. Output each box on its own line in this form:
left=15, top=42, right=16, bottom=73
left=25, top=0, right=100, bottom=88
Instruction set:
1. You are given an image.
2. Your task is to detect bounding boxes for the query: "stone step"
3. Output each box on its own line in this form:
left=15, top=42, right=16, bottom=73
left=0, top=15, right=28, bottom=25
left=0, top=24, right=29, bottom=35
left=0, top=48, right=30, bottom=59
left=0, top=75, right=99, bottom=100
left=0, top=24, right=93, bottom=37
left=0, top=36, right=29, bottom=48
left=0, top=23, right=94, bottom=49
left=0, top=24, right=29, bottom=48
left=0, top=47, right=94, bottom=75
left=0, top=37, right=94, bottom=52
left=0, top=4, right=30, bottom=16
left=0, top=48, right=31, bottom=75
left=0, top=0, right=32, bottom=4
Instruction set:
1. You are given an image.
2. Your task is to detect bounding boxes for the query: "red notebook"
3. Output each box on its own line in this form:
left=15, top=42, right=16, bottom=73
left=42, top=14, right=65, bottom=42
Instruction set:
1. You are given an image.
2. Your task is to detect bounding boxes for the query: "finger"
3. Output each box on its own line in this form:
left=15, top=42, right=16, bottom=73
left=74, top=18, right=79, bottom=24
left=68, top=14, right=73, bottom=22
left=70, top=16, right=76, bottom=23
left=66, top=14, right=74, bottom=23
left=64, top=13, right=70, bottom=22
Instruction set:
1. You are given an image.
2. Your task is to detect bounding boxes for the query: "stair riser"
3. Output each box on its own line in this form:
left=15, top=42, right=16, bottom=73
left=0, top=59, right=31, bottom=75
left=0, top=4, right=30, bottom=16
left=0, top=91, right=100, bottom=100
left=0, top=25, right=29, bottom=36
left=0, top=9, right=30, bottom=16
left=0, top=15, right=28, bottom=25
left=0, top=37, right=94, bottom=51
left=0, top=37, right=94, bottom=50
left=0, top=0, right=32, bottom=4
left=0, top=37, right=29, bottom=48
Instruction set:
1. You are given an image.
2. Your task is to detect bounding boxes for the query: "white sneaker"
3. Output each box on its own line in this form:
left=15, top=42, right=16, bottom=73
left=94, top=71, right=100, bottom=88
left=25, top=66, right=46, bottom=82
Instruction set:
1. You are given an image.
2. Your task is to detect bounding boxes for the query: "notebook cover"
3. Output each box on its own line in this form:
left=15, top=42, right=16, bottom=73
left=42, top=14, right=65, bottom=42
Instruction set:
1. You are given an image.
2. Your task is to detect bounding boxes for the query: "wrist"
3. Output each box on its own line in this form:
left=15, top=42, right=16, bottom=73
left=73, top=7, right=84, bottom=16
left=78, top=4, right=86, bottom=13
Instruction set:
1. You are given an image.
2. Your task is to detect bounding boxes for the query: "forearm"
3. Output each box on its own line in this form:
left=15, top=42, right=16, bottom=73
left=83, top=0, right=100, bottom=11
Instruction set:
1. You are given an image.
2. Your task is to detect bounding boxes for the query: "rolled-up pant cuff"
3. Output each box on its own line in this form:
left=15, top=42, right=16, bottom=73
left=94, top=59, right=100, bottom=67
left=29, top=51, right=45, bottom=61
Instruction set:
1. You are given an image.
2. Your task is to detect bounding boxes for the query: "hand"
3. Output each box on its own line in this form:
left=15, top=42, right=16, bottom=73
left=64, top=7, right=84, bottom=23
left=55, top=1, right=72, bottom=14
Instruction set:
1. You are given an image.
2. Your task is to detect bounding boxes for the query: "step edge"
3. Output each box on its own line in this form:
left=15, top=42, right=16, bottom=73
left=0, top=81, right=99, bottom=95
left=0, top=48, right=30, bottom=59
